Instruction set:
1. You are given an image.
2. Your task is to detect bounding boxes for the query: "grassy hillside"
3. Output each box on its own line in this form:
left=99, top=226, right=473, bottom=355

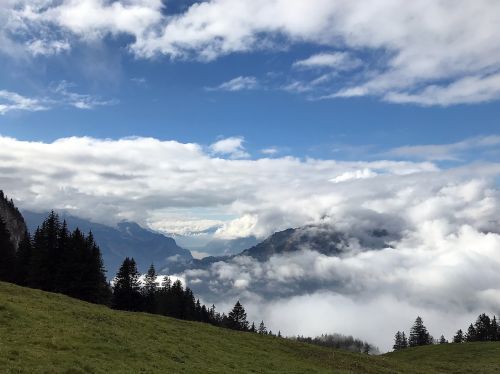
left=1, top=282, right=499, bottom=374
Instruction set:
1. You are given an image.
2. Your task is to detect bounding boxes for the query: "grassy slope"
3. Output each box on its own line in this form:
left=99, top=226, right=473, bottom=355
left=0, top=282, right=499, bottom=374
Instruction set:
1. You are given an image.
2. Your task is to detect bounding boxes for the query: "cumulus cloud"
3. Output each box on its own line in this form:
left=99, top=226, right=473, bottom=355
left=3, top=1, right=500, bottom=105
left=209, top=136, right=250, bottom=159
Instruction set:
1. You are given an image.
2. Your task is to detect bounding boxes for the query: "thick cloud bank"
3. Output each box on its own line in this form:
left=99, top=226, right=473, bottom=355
left=1, top=134, right=500, bottom=350
left=3, top=1, right=500, bottom=105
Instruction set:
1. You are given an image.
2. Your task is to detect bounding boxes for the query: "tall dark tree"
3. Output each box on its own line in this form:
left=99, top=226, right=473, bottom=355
left=143, top=264, right=158, bottom=313
left=474, top=313, right=491, bottom=341
left=393, top=331, right=406, bottom=351
left=439, top=335, right=447, bottom=344
left=112, top=257, right=142, bottom=311
left=408, top=316, right=432, bottom=347
left=227, top=301, right=249, bottom=331
left=258, top=320, right=267, bottom=335
left=453, top=329, right=464, bottom=343
left=29, top=211, right=60, bottom=290
left=490, top=316, right=499, bottom=341
left=14, top=232, right=32, bottom=286
left=0, top=217, right=16, bottom=282
left=466, top=323, right=476, bottom=342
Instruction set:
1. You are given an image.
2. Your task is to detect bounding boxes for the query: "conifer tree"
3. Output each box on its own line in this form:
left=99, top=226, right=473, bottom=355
left=112, top=257, right=142, bottom=311
left=258, top=320, right=267, bottom=335
left=393, top=331, right=403, bottom=351
left=14, top=232, right=32, bottom=285
left=143, top=264, right=158, bottom=313
left=227, top=301, right=249, bottom=331
left=453, top=329, right=464, bottom=343
left=408, top=316, right=432, bottom=347
left=401, top=332, right=408, bottom=348
left=474, top=313, right=491, bottom=341
left=466, top=323, right=476, bottom=342
left=439, top=335, right=447, bottom=344
left=490, top=316, right=499, bottom=341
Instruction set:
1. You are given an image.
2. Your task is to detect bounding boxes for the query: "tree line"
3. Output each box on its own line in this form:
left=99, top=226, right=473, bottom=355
left=0, top=210, right=276, bottom=336
left=112, top=258, right=277, bottom=336
left=394, top=313, right=500, bottom=351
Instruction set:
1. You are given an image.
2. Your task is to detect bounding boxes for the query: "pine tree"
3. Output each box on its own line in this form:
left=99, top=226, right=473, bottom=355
left=14, top=232, right=32, bottom=285
left=249, top=322, right=256, bottom=333
left=29, top=211, right=60, bottom=290
left=112, top=257, right=142, bottom=311
left=490, top=316, right=499, bottom=341
left=439, top=335, right=447, bottom=344
left=227, top=301, right=249, bottom=331
left=393, top=331, right=403, bottom=351
left=401, top=332, right=408, bottom=348
left=466, top=323, right=476, bottom=342
left=0, top=217, right=16, bottom=282
left=258, top=320, right=267, bottom=335
left=474, top=313, right=491, bottom=341
left=453, top=329, right=464, bottom=343
left=408, top=316, right=432, bottom=347
left=143, top=264, right=158, bottom=313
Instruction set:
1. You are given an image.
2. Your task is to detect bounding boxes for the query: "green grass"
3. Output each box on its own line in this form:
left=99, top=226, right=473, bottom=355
left=1, top=282, right=499, bottom=373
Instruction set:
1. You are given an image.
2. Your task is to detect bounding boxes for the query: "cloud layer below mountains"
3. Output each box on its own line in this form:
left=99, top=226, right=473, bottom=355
left=1, top=134, right=500, bottom=351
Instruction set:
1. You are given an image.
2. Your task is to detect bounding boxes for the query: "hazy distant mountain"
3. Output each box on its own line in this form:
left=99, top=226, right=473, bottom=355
left=239, top=226, right=348, bottom=261
left=23, top=211, right=192, bottom=276
left=167, top=223, right=396, bottom=274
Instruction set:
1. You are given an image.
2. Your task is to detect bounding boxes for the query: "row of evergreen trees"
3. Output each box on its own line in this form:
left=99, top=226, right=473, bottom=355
left=453, top=313, right=500, bottom=343
left=0, top=209, right=278, bottom=336
left=394, top=313, right=500, bottom=351
left=393, top=316, right=433, bottom=351
left=111, top=259, right=275, bottom=335
left=0, top=211, right=110, bottom=304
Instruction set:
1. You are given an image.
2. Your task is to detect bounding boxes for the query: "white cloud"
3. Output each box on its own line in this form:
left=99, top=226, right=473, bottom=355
left=4, top=1, right=500, bottom=105
left=261, top=147, right=279, bottom=156
left=26, top=39, right=71, bottom=56
left=293, top=52, right=362, bottom=71
left=0, top=90, right=47, bottom=114
left=209, top=136, right=250, bottom=159
left=210, top=76, right=259, bottom=91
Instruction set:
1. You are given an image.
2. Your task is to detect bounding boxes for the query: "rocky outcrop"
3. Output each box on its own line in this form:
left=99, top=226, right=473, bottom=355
left=0, top=191, right=28, bottom=250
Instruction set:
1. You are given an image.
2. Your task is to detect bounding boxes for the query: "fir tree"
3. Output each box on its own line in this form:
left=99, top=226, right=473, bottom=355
left=258, top=320, right=267, bottom=335
left=112, top=257, right=142, bottom=311
left=143, top=264, right=158, bottom=313
left=227, top=301, right=249, bottom=331
left=408, top=316, right=432, bottom=347
left=490, top=316, right=499, bottom=341
left=393, top=331, right=404, bottom=351
left=439, top=335, right=447, bottom=344
left=249, top=322, right=256, bottom=333
left=14, top=232, right=32, bottom=285
left=466, top=323, right=476, bottom=342
left=453, top=329, right=464, bottom=343
left=474, top=313, right=491, bottom=341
